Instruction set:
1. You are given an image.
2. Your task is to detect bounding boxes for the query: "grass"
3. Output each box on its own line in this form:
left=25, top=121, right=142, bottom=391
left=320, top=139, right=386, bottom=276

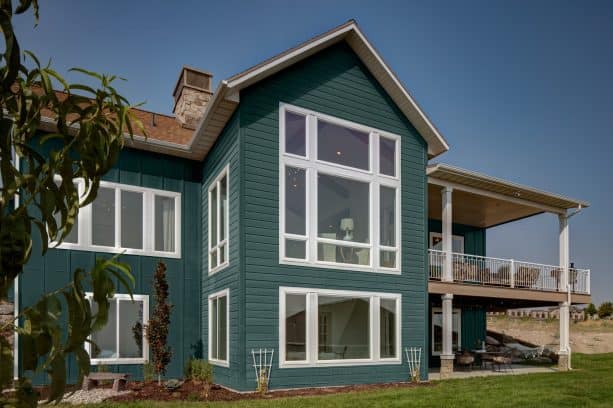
left=89, top=353, right=613, bottom=408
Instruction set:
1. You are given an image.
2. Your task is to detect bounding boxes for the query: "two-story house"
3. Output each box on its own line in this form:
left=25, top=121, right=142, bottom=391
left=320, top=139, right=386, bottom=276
left=10, top=20, right=591, bottom=391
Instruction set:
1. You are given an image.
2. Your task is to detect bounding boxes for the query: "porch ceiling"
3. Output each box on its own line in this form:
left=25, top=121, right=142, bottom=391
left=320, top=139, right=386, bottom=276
left=427, top=163, right=590, bottom=228
left=428, top=184, right=544, bottom=228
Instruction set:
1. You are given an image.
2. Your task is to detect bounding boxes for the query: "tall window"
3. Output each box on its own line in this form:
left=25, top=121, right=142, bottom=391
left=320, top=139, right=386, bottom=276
left=279, top=287, right=401, bottom=367
left=279, top=104, right=401, bottom=272
left=86, top=293, right=149, bottom=365
left=209, top=289, right=229, bottom=366
left=431, top=308, right=461, bottom=355
left=52, top=178, right=181, bottom=257
left=209, top=166, right=229, bottom=274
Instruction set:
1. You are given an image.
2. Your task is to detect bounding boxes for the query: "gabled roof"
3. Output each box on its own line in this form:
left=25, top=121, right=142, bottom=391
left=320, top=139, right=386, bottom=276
left=189, top=20, right=449, bottom=160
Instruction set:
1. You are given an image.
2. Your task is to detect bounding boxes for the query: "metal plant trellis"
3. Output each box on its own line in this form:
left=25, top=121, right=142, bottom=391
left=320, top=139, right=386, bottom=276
left=405, top=347, right=422, bottom=382
left=251, top=348, right=274, bottom=393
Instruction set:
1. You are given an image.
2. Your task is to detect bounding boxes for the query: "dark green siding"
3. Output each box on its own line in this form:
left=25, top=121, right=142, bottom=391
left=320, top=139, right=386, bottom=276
left=20, top=148, right=202, bottom=384
left=461, top=306, right=487, bottom=351
left=201, top=112, right=243, bottom=390
left=428, top=220, right=486, bottom=256
left=236, top=42, right=429, bottom=390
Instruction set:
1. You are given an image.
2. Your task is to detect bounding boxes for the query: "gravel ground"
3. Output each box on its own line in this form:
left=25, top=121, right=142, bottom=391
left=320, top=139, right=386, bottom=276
left=40, top=389, right=132, bottom=405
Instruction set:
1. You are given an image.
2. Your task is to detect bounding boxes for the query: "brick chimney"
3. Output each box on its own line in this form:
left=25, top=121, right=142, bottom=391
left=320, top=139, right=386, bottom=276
left=172, top=66, right=213, bottom=129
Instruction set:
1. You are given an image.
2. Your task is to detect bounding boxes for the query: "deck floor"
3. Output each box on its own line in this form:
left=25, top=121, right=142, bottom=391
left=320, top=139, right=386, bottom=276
left=428, top=364, right=558, bottom=380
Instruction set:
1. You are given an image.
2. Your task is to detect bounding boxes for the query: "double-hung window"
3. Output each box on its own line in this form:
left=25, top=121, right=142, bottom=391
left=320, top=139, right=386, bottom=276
left=86, top=293, right=149, bottom=365
left=208, top=289, right=229, bottom=366
left=208, top=166, right=229, bottom=274
left=52, top=178, right=181, bottom=258
left=279, top=287, right=401, bottom=367
left=279, top=103, right=401, bottom=273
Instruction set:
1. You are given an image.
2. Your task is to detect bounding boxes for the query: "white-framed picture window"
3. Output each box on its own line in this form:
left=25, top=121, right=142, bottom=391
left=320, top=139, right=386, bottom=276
left=51, top=177, right=181, bottom=258
left=429, top=232, right=465, bottom=254
left=208, top=165, right=230, bottom=274
left=208, top=289, right=230, bottom=367
left=431, top=307, right=461, bottom=355
left=279, top=103, right=401, bottom=273
left=279, top=287, right=401, bottom=368
left=86, top=293, right=149, bottom=365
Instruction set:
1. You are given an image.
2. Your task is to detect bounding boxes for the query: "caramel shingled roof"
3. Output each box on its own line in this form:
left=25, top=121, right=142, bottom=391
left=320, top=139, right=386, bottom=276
left=35, top=87, right=193, bottom=146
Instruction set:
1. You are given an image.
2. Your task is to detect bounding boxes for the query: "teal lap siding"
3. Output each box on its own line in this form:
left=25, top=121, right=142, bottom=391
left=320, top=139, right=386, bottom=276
left=234, top=42, right=430, bottom=390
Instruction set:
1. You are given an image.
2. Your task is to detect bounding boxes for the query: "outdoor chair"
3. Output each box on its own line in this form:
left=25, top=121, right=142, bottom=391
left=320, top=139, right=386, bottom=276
left=492, top=352, right=513, bottom=373
left=456, top=351, right=475, bottom=371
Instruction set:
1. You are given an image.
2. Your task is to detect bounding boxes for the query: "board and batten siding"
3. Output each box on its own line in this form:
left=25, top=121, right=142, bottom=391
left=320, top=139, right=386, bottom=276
left=236, top=42, right=430, bottom=390
left=19, top=147, right=202, bottom=384
left=201, top=112, right=244, bottom=390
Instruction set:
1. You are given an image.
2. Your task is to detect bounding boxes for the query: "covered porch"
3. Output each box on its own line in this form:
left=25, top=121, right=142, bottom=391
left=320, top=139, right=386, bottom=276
left=426, top=163, right=591, bottom=378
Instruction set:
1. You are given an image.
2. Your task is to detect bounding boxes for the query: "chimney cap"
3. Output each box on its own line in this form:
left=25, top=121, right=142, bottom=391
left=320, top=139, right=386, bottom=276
left=173, top=66, right=213, bottom=104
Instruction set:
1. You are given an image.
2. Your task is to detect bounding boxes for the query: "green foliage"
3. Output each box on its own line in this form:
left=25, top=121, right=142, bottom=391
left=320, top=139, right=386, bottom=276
left=145, top=261, right=172, bottom=384
left=184, top=359, right=213, bottom=383
left=598, top=302, right=613, bottom=319
left=0, top=1, right=145, bottom=406
left=143, top=361, right=155, bottom=383
left=585, top=303, right=597, bottom=317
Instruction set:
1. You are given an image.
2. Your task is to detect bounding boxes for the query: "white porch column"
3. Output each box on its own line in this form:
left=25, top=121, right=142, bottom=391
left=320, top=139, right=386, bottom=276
left=441, top=187, right=453, bottom=282
left=440, top=293, right=454, bottom=378
left=558, top=214, right=571, bottom=370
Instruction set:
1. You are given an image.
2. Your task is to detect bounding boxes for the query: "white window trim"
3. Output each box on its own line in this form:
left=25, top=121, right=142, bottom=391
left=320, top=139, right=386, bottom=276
left=429, top=232, right=465, bottom=254
left=208, top=165, right=230, bottom=275
left=52, top=178, right=182, bottom=258
left=85, top=293, right=149, bottom=365
left=279, top=103, right=401, bottom=274
left=431, top=307, right=461, bottom=356
left=278, top=286, right=401, bottom=368
left=208, top=289, right=230, bottom=367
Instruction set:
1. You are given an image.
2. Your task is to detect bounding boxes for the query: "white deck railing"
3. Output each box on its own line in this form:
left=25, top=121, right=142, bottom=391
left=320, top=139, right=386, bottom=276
left=428, top=249, right=590, bottom=295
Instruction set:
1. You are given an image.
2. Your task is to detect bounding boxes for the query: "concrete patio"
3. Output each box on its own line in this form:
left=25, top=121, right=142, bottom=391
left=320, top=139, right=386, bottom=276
left=429, top=364, right=558, bottom=380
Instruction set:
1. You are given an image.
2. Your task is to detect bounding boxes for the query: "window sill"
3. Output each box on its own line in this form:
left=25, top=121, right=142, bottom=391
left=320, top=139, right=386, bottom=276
left=209, top=261, right=230, bottom=276
left=52, top=242, right=181, bottom=259
left=209, top=359, right=229, bottom=368
left=279, top=358, right=401, bottom=369
left=90, top=358, right=147, bottom=365
left=279, top=258, right=400, bottom=275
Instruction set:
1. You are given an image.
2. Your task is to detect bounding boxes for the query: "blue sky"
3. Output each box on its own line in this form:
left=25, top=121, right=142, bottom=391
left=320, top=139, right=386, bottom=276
left=13, top=0, right=612, bottom=304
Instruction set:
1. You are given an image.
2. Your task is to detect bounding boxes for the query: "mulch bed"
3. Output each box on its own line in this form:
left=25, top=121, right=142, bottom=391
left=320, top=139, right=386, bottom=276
left=108, top=380, right=431, bottom=403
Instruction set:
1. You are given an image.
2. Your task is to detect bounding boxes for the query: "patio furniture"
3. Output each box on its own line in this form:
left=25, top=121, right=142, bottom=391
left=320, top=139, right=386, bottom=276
left=515, top=266, right=540, bottom=289
left=456, top=351, right=475, bottom=371
left=492, top=352, right=513, bottom=373
left=82, top=372, right=129, bottom=392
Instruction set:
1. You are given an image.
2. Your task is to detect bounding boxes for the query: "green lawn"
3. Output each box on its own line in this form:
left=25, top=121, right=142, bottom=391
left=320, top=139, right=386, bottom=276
left=92, top=354, right=613, bottom=408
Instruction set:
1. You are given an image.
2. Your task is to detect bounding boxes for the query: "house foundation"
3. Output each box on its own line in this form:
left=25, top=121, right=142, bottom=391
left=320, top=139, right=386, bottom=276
left=439, top=357, right=454, bottom=379
left=558, top=352, right=570, bottom=371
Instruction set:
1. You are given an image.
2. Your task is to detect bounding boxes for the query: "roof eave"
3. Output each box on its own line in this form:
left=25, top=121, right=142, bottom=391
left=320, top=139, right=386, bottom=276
left=191, top=21, right=450, bottom=161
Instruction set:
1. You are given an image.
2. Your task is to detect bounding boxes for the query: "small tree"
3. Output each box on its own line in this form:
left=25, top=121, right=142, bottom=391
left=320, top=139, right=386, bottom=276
left=585, top=303, right=597, bottom=318
left=145, top=261, right=172, bottom=384
left=597, top=302, right=613, bottom=319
